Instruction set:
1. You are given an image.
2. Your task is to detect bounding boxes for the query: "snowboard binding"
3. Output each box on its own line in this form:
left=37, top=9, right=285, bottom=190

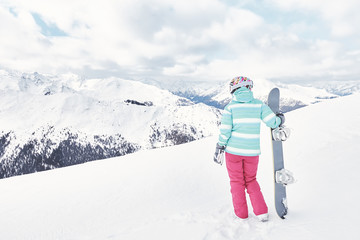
left=272, top=126, right=290, bottom=141
left=275, top=169, right=295, bottom=186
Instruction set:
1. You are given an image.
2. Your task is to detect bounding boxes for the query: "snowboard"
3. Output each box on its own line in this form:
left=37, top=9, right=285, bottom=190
left=268, top=88, right=288, bottom=219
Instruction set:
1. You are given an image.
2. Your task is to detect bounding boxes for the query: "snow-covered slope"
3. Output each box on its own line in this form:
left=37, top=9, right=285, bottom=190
left=0, top=69, right=220, bottom=178
left=0, top=93, right=359, bottom=239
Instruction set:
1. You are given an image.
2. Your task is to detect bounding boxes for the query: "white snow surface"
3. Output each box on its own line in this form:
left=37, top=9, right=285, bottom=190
left=1, top=93, right=360, bottom=239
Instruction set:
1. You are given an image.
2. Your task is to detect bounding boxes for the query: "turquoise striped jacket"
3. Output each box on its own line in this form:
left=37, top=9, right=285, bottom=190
left=218, top=88, right=281, bottom=156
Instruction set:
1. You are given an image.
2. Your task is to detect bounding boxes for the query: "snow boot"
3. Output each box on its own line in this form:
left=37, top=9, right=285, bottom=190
left=257, top=213, right=269, bottom=222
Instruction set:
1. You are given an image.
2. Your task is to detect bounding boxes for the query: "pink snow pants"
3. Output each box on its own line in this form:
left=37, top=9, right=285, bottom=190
left=225, top=152, right=268, bottom=219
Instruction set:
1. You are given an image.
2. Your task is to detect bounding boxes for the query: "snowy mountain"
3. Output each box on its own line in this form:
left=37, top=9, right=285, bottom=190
left=0, top=69, right=221, bottom=178
left=0, top=93, right=359, bottom=239
left=140, top=77, right=339, bottom=112
left=312, top=80, right=360, bottom=96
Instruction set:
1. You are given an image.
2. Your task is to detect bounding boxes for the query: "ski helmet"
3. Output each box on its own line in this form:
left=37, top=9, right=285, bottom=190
left=229, top=76, right=253, bottom=94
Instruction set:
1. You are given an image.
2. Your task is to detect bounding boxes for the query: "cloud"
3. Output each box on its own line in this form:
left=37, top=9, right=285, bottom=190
left=267, top=0, right=360, bottom=38
left=0, top=0, right=359, bottom=83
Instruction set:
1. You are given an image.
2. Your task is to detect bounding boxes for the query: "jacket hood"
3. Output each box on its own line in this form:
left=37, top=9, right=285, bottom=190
left=232, top=88, right=254, bottom=103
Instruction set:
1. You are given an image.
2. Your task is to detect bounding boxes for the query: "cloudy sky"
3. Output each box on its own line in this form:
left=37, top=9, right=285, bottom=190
left=1, top=0, right=360, bottom=83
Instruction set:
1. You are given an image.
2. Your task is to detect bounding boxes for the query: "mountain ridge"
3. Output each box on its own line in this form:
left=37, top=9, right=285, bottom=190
left=135, top=77, right=341, bottom=112
left=0, top=69, right=220, bottom=178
